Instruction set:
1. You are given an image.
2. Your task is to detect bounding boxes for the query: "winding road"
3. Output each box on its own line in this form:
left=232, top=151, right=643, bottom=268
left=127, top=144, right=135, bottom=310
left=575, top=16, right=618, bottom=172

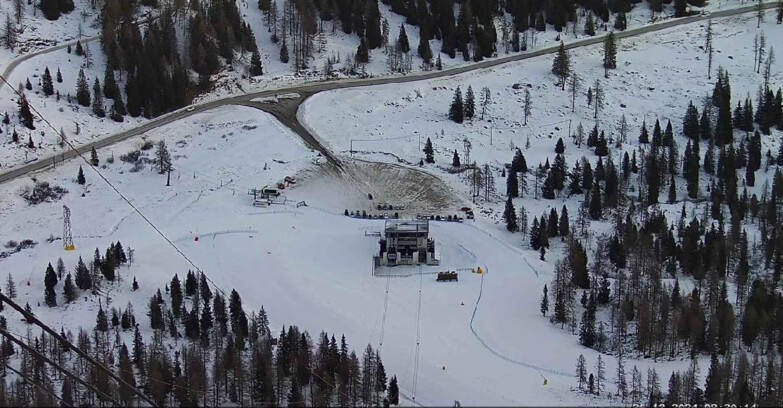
left=0, top=2, right=776, bottom=184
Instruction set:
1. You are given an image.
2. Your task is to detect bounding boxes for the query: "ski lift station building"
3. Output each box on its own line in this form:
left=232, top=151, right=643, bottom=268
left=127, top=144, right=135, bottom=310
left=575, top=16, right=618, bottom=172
left=375, top=220, right=439, bottom=267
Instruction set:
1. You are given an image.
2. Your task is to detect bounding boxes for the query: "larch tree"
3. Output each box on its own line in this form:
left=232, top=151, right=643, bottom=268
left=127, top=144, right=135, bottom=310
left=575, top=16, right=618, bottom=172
left=576, top=354, right=587, bottom=389
left=593, top=79, right=604, bottom=119
left=568, top=72, right=581, bottom=113
left=480, top=87, right=491, bottom=119
left=523, top=88, right=532, bottom=125
left=3, top=15, right=16, bottom=50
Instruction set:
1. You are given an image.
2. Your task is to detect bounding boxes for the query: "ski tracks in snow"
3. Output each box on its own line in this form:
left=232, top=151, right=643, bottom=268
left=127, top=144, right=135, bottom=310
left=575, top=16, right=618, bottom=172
left=469, top=273, right=571, bottom=378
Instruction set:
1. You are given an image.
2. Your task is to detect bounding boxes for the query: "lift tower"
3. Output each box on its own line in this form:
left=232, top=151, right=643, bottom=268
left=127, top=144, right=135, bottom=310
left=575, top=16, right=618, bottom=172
left=63, top=205, right=74, bottom=251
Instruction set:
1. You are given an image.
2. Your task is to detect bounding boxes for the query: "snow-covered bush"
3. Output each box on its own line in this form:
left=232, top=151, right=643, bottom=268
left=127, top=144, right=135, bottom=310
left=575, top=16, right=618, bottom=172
left=20, top=182, right=68, bottom=205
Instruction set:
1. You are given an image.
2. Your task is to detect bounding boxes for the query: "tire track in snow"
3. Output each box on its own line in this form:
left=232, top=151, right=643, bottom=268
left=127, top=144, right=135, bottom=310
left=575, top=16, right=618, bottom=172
left=469, top=273, right=571, bottom=378
left=460, top=223, right=542, bottom=278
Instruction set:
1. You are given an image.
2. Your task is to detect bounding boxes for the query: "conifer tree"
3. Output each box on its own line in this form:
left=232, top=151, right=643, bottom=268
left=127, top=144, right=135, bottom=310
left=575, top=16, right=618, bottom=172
left=464, top=85, right=475, bottom=120
left=507, top=169, right=519, bottom=198
left=44, top=262, right=57, bottom=307
left=62, top=272, right=76, bottom=303
left=588, top=185, right=602, bottom=220
left=5, top=273, right=16, bottom=299
left=170, top=274, right=183, bottom=317
left=584, top=13, right=596, bottom=36
left=155, top=140, right=172, bottom=174
left=700, top=108, right=712, bottom=140
left=449, top=86, right=464, bottom=123
left=639, top=121, right=649, bottom=144
left=603, top=32, right=617, bottom=77
left=552, top=42, right=571, bottom=90
left=92, top=78, right=105, bottom=117
left=24, top=77, right=31, bottom=91
left=559, top=205, right=570, bottom=237
left=579, top=296, right=596, bottom=347
left=96, top=305, right=108, bottom=332
left=74, top=256, right=91, bottom=290
left=280, top=40, right=289, bottom=63
left=683, top=101, right=700, bottom=140
left=76, top=69, right=90, bottom=107
left=42, top=67, right=54, bottom=96
left=90, top=146, right=99, bottom=166
left=530, top=218, right=541, bottom=249
left=56, top=67, right=62, bottom=83
left=77, top=165, right=85, bottom=185
left=418, top=36, right=433, bottom=64
left=452, top=150, right=461, bottom=167
left=101, top=67, right=117, bottom=102
left=668, top=175, right=677, bottom=203
left=541, top=284, right=549, bottom=316
left=646, top=151, right=661, bottom=205
left=423, top=137, right=434, bottom=163
left=250, top=50, right=264, bottom=76
left=388, top=375, right=399, bottom=405
left=18, top=94, right=34, bottom=129
left=504, top=196, right=518, bottom=231
left=356, top=36, right=370, bottom=64
left=398, top=25, right=410, bottom=53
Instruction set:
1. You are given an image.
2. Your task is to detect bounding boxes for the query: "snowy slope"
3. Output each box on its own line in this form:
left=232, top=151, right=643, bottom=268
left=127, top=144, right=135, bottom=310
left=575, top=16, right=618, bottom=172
left=0, top=102, right=706, bottom=406
left=301, top=12, right=783, bottom=236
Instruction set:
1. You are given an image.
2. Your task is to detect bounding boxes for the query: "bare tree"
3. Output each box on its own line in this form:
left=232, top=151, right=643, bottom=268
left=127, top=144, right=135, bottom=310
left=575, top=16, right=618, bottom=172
left=523, top=89, right=532, bottom=125
left=480, top=87, right=492, bottom=120
left=2, top=14, right=16, bottom=50
left=757, top=32, right=767, bottom=73
left=593, top=79, right=604, bottom=119
left=753, top=33, right=761, bottom=72
left=758, top=0, right=766, bottom=28
left=763, top=46, right=775, bottom=90
left=618, top=114, right=628, bottom=146
left=568, top=73, right=581, bottom=113
left=706, top=19, right=714, bottom=78
left=575, top=123, right=585, bottom=147
left=484, top=164, right=495, bottom=201
left=14, top=0, right=23, bottom=25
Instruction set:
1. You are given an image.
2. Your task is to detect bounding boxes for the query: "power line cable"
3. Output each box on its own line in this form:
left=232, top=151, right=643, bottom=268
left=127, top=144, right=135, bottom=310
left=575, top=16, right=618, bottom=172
left=0, top=326, right=120, bottom=406
left=0, top=73, right=400, bottom=406
left=3, top=361, right=74, bottom=408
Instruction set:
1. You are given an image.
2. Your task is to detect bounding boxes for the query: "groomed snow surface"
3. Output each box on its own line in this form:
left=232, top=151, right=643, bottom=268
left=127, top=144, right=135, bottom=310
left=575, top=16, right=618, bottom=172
left=0, top=105, right=619, bottom=406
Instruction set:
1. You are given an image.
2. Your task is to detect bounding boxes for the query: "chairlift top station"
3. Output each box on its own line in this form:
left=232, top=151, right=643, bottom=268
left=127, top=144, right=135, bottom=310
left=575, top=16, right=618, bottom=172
left=375, top=219, right=439, bottom=267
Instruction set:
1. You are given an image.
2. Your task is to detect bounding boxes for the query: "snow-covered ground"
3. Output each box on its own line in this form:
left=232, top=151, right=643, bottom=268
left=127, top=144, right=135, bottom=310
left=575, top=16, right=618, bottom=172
left=301, top=11, right=783, bottom=235
left=0, top=103, right=703, bottom=406
left=2, top=0, right=769, bottom=173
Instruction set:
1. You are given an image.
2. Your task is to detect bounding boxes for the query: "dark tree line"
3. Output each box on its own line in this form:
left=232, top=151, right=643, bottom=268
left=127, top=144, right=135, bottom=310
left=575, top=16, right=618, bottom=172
left=1, top=267, right=400, bottom=407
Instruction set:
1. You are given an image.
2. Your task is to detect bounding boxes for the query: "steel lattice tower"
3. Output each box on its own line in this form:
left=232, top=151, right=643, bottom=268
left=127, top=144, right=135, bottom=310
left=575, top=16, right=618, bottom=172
left=63, top=205, right=74, bottom=250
